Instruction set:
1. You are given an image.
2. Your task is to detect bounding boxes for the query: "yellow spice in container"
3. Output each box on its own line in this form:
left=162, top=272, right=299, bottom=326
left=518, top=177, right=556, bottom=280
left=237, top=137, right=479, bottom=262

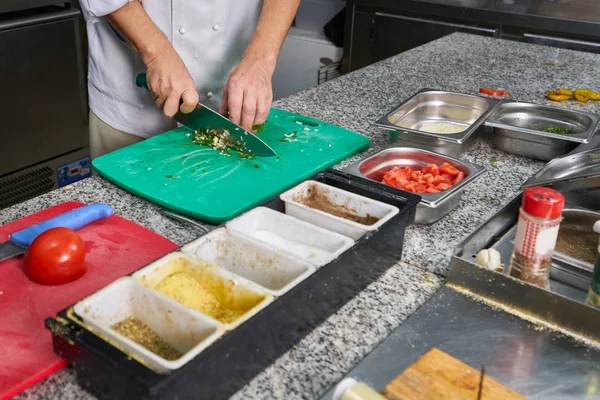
left=155, top=271, right=245, bottom=324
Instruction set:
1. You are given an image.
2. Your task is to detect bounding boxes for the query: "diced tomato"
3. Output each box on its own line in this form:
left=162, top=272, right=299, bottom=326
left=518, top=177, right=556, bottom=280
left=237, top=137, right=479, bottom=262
left=453, top=171, right=465, bottom=184
left=410, top=170, right=423, bottom=181
left=479, top=87, right=511, bottom=97
left=422, top=173, right=435, bottom=184
left=385, top=167, right=406, bottom=182
left=439, top=162, right=460, bottom=177
left=403, top=182, right=417, bottom=192
left=415, top=184, right=427, bottom=193
left=422, top=164, right=439, bottom=176
left=438, top=173, right=454, bottom=183
left=381, top=161, right=461, bottom=194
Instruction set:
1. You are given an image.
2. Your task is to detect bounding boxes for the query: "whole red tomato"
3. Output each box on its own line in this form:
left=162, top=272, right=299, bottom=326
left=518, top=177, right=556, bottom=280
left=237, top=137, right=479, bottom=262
left=24, top=227, right=87, bottom=285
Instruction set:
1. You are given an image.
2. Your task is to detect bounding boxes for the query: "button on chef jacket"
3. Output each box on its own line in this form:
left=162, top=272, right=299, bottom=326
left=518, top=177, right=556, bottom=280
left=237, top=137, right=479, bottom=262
left=79, top=0, right=263, bottom=138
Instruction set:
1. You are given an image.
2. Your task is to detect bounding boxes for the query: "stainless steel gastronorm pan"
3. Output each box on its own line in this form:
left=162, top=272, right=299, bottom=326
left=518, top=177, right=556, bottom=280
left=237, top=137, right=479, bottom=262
left=551, top=208, right=599, bottom=291
left=375, top=89, right=500, bottom=157
left=485, top=102, right=600, bottom=161
left=344, top=147, right=486, bottom=224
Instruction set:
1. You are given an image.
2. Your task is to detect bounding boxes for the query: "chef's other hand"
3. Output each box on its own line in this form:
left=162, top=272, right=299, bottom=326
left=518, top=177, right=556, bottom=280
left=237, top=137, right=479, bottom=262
left=145, top=46, right=198, bottom=118
left=220, top=55, right=274, bottom=131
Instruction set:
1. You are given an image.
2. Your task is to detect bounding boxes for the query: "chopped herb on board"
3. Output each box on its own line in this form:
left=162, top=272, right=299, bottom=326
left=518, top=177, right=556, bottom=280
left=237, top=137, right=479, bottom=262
left=165, top=175, right=179, bottom=180
left=252, top=123, right=266, bottom=133
left=192, top=128, right=254, bottom=159
left=254, top=164, right=259, bottom=168
left=280, top=132, right=298, bottom=143
left=491, top=157, right=497, bottom=164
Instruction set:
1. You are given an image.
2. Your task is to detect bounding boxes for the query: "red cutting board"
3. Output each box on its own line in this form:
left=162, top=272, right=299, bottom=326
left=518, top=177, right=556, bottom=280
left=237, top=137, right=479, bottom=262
left=0, top=201, right=178, bottom=399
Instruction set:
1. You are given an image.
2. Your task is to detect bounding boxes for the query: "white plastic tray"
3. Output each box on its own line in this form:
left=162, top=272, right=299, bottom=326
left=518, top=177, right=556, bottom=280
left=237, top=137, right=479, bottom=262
left=226, top=207, right=354, bottom=267
left=132, top=252, right=273, bottom=330
left=181, top=228, right=316, bottom=296
left=73, top=278, right=224, bottom=374
left=279, top=180, right=399, bottom=240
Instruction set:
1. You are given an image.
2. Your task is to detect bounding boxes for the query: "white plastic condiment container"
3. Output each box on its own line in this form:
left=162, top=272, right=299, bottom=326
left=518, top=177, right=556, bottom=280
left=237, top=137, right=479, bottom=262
left=182, top=228, right=316, bottom=296
left=132, top=252, right=274, bottom=330
left=73, top=277, right=225, bottom=374
left=226, top=207, right=354, bottom=267
left=332, top=378, right=387, bottom=400
left=279, top=180, right=399, bottom=240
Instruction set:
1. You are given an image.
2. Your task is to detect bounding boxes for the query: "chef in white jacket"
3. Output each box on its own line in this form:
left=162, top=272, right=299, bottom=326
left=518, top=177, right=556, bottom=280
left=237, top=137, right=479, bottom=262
left=79, top=0, right=300, bottom=159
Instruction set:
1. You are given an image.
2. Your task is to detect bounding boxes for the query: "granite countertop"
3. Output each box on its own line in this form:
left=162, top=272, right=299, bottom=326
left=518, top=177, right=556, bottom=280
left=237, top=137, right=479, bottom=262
left=9, top=32, right=600, bottom=399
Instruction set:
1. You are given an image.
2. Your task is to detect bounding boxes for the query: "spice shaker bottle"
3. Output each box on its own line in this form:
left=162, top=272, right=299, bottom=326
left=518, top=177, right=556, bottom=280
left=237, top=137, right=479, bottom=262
left=332, top=378, right=386, bottom=400
left=586, top=220, right=600, bottom=308
left=507, top=186, right=565, bottom=289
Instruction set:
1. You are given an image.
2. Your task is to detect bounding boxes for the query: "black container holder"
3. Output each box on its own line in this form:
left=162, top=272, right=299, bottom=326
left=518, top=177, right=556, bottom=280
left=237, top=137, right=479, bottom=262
left=45, top=168, right=420, bottom=400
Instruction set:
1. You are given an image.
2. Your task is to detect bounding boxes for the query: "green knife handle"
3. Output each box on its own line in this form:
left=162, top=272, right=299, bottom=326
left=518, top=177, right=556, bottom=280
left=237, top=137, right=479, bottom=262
left=136, top=73, right=184, bottom=107
left=136, top=73, right=149, bottom=91
left=136, top=73, right=196, bottom=109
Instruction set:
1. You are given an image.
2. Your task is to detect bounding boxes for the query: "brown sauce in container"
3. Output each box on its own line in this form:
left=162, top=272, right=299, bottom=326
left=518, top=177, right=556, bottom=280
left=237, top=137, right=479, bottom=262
left=296, top=184, right=380, bottom=226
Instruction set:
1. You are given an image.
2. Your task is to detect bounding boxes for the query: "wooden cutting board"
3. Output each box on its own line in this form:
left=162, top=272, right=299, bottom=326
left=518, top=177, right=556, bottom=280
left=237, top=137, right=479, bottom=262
left=381, top=348, right=526, bottom=400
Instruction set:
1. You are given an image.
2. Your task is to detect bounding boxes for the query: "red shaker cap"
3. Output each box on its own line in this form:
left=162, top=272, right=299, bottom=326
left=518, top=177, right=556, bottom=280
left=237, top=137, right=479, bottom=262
left=522, top=186, right=565, bottom=219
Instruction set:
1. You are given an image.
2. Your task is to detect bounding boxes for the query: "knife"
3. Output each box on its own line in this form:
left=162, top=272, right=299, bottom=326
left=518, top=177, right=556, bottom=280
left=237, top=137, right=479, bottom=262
left=135, top=73, right=276, bottom=157
left=0, top=203, right=113, bottom=263
left=477, top=365, right=485, bottom=400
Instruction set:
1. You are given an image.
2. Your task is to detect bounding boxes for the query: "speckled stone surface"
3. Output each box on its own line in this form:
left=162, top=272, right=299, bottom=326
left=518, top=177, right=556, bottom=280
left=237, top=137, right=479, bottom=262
left=7, top=33, right=600, bottom=399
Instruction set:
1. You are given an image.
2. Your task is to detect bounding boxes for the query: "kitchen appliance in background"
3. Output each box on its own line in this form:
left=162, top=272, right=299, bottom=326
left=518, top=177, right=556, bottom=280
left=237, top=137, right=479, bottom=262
left=272, top=27, right=343, bottom=100
left=271, top=0, right=345, bottom=100
left=0, top=2, right=89, bottom=210
left=295, top=0, right=345, bottom=32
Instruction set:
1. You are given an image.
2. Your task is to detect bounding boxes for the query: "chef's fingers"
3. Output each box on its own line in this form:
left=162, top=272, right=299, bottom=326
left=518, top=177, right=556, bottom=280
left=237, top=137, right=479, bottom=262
left=154, top=95, right=167, bottom=112
left=163, top=93, right=181, bottom=118
left=254, top=90, right=272, bottom=126
left=241, top=90, right=258, bottom=132
left=219, top=85, right=229, bottom=116
left=180, top=89, right=198, bottom=114
left=227, top=85, right=244, bottom=126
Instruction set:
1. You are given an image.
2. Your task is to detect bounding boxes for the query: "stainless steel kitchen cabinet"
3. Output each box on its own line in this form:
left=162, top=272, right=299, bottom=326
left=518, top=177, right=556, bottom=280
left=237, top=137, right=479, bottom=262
left=344, top=10, right=497, bottom=72
left=0, top=6, right=89, bottom=208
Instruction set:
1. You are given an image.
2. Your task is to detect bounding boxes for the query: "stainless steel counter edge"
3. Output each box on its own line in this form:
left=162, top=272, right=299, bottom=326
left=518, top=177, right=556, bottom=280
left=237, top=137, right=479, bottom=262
left=451, top=194, right=600, bottom=343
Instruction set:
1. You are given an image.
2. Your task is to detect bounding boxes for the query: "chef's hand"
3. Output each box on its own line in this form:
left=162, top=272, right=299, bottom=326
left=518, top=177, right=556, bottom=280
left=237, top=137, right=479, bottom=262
left=220, top=55, right=274, bottom=131
left=145, top=46, right=199, bottom=118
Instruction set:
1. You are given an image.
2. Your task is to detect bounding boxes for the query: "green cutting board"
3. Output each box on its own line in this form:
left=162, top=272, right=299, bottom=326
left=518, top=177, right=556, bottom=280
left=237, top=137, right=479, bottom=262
left=92, top=108, right=370, bottom=223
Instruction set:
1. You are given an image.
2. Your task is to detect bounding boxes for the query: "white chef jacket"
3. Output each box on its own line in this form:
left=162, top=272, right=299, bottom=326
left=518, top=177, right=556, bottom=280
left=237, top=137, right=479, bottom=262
left=79, top=0, right=263, bottom=138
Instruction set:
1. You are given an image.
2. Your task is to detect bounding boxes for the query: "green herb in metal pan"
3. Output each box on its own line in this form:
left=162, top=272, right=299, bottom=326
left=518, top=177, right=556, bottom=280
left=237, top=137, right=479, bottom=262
left=542, top=126, right=574, bottom=134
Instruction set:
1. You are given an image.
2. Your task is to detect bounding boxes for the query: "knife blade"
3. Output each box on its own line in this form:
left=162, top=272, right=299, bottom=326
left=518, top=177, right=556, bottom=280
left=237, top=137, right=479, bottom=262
left=0, top=203, right=113, bottom=263
left=136, top=73, right=276, bottom=157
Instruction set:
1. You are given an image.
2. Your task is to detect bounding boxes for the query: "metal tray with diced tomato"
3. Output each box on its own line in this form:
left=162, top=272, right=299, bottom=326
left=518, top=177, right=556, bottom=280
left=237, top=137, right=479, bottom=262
left=344, top=147, right=486, bottom=224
